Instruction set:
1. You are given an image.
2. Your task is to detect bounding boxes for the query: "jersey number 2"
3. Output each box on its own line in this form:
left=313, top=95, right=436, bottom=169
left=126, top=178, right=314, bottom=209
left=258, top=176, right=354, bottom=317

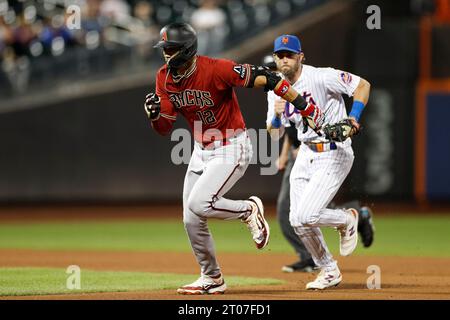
left=196, top=109, right=217, bottom=125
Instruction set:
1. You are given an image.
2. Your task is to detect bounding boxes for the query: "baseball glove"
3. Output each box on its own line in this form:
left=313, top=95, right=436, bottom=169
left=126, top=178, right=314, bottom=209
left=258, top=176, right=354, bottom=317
left=322, top=118, right=360, bottom=142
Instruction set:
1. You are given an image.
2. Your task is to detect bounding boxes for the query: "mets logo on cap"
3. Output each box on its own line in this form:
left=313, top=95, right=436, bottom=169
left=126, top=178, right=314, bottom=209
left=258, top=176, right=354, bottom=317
left=282, top=37, right=289, bottom=44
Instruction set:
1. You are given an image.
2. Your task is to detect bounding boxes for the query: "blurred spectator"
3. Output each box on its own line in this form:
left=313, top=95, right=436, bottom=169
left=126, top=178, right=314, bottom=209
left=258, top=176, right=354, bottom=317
left=190, top=0, right=227, bottom=56
left=81, top=0, right=104, bottom=33
left=38, top=16, right=77, bottom=56
left=0, top=12, right=34, bottom=94
left=130, top=1, right=159, bottom=60
left=0, top=0, right=328, bottom=98
left=11, top=14, right=35, bottom=57
left=80, top=0, right=104, bottom=49
left=0, top=16, right=14, bottom=60
left=99, top=0, right=131, bottom=24
left=133, top=1, right=157, bottom=31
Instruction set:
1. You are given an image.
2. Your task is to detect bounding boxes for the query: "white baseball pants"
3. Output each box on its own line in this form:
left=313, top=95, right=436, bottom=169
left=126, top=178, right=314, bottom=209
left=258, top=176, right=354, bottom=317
left=182, top=131, right=253, bottom=277
left=290, top=140, right=354, bottom=270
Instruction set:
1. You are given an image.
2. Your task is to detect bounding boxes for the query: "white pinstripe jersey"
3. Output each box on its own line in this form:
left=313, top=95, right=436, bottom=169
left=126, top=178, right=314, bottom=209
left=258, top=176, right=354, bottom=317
left=266, top=64, right=360, bottom=143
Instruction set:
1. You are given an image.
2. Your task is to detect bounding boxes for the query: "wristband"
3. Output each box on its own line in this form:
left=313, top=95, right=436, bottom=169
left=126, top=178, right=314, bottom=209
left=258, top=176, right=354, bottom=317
left=291, top=94, right=308, bottom=111
left=274, top=79, right=291, bottom=97
left=349, top=100, right=365, bottom=122
left=271, top=115, right=282, bottom=129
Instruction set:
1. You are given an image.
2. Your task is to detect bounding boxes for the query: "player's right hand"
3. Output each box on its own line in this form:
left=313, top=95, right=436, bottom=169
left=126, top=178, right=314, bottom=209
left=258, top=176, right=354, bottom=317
left=276, top=154, right=289, bottom=171
left=144, top=92, right=161, bottom=121
left=274, top=98, right=286, bottom=117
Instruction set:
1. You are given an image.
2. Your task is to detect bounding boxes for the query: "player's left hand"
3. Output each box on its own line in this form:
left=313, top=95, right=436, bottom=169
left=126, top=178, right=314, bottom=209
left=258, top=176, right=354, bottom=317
left=347, top=116, right=360, bottom=136
left=322, top=118, right=360, bottom=142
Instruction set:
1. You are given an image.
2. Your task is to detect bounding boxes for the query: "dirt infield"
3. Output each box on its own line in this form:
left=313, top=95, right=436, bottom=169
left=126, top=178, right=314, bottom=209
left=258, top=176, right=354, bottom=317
left=1, top=249, right=449, bottom=300
left=0, top=204, right=449, bottom=300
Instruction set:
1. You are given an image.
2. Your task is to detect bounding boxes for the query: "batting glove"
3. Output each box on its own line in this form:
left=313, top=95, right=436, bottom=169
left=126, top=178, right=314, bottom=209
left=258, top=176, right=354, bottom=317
left=300, top=102, right=324, bottom=131
left=144, top=92, right=161, bottom=121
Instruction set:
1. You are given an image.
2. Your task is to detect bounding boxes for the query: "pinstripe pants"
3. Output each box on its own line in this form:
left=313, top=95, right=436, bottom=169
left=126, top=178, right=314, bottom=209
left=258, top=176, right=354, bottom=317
left=289, top=140, right=354, bottom=269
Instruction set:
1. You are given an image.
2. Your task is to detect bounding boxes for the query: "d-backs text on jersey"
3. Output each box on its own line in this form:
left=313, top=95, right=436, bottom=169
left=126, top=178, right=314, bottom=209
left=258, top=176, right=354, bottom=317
left=169, top=89, right=214, bottom=109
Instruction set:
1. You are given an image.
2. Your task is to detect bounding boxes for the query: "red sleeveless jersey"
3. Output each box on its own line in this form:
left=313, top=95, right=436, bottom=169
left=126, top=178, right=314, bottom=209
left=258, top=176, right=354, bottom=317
left=155, top=56, right=251, bottom=144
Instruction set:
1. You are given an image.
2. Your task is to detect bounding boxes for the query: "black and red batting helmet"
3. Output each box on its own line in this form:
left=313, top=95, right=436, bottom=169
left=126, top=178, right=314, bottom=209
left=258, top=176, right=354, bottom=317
left=154, top=22, right=198, bottom=69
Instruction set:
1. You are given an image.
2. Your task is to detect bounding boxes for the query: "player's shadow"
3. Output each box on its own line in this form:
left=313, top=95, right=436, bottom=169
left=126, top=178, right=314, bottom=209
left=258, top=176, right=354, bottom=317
left=231, top=283, right=424, bottom=294
left=231, top=288, right=305, bottom=295
left=337, top=283, right=422, bottom=289
left=340, top=268, right=372, bottom=273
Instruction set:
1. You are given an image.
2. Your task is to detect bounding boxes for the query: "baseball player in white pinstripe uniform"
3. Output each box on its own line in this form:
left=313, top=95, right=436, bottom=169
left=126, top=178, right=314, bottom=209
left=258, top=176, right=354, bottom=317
left=266, top=35, right=371, bottom=290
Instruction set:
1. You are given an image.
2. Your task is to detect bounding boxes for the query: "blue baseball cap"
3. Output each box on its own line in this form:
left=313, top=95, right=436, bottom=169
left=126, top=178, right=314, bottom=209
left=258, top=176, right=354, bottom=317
left=273, top=35, right=301, bottom=53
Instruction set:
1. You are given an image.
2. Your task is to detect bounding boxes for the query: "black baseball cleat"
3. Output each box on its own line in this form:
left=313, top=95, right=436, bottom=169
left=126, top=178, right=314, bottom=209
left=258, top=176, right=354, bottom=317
left=358, top=206, right=375, bottom=247
left=282, top=258, right=318, bottom=273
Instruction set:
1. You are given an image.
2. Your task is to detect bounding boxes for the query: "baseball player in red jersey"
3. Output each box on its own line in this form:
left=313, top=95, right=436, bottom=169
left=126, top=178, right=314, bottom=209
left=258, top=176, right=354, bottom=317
left=144, top=22, right=323, bottom=295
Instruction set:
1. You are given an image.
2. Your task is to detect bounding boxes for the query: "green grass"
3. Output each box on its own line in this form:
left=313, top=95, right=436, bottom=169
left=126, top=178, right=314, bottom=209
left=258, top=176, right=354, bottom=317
left=0, top=216, right=449, bottom=257
left=0, top=267, right=282, bottom=296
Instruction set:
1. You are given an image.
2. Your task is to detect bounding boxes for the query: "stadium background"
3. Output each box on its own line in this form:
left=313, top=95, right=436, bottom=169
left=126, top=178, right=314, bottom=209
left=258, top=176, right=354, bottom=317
left=0, top=0, right=449, bottom=300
